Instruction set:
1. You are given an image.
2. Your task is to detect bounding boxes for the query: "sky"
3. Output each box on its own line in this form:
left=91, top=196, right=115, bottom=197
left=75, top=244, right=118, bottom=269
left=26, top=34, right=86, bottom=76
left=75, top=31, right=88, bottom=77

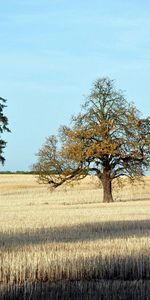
left=0, top=0, right=150, bottom=171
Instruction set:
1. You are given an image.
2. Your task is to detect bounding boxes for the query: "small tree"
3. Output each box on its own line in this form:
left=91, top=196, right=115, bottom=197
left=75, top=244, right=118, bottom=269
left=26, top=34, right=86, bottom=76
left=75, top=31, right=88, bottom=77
left=33, top=78, right=150, bottom=202
left=0, top=97, right=10, bottom=165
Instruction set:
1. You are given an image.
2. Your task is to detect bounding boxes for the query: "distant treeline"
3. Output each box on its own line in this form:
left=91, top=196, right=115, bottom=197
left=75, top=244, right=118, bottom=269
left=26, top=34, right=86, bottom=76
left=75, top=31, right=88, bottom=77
left=0, top=170, right=69, bottom=175
left=0, top=171, right=36, bottom=174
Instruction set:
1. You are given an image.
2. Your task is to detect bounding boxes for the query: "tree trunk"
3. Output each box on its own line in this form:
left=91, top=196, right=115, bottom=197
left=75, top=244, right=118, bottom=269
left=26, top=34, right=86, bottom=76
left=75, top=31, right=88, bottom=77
left=102, top=171, right=113, bottom=203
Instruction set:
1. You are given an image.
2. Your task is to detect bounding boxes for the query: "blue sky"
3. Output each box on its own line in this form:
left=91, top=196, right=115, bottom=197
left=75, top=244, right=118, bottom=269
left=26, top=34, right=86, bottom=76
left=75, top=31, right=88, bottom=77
left=1, top=0, right=150, bottom=171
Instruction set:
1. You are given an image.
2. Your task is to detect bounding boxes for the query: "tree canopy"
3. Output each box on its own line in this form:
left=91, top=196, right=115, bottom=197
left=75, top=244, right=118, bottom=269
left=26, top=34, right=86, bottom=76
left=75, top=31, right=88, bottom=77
left=0, top=97, right=10, bottom=165
left=33, top=78, right=150, bottom=202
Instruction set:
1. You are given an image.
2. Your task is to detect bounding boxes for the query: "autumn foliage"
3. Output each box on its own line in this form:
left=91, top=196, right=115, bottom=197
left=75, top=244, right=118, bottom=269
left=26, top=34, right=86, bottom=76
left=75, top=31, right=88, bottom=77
left=33, top=78, right=150, bottom=202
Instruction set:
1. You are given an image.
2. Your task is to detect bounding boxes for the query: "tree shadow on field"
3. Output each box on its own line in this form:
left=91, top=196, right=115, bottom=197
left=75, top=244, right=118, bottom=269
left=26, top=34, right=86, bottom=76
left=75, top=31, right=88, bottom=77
left=0, top=219, right=150, bottom=248
left=1, top=280, right=150, bottom=300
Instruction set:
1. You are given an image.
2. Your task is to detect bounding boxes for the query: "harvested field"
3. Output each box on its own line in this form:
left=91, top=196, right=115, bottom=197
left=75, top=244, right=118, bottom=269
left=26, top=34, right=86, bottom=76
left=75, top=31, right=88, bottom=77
left=0, top=175, right=150, bottom=299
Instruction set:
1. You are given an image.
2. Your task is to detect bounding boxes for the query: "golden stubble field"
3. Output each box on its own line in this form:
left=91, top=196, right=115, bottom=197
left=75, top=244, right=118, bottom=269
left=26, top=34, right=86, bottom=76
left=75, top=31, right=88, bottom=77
left=0, top=174, right=150, bottom=299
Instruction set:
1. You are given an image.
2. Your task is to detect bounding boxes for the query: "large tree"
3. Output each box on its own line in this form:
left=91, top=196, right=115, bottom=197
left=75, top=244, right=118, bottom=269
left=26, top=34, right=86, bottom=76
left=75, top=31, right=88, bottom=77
left=0, top=97, right=10, bottom=165
left=34, top=78, right=150, bottom=202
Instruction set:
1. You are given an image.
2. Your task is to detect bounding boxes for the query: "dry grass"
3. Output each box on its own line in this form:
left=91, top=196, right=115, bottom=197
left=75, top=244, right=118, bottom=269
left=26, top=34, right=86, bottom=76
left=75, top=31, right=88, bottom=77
left=0, top=174, right=150, bottom=299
